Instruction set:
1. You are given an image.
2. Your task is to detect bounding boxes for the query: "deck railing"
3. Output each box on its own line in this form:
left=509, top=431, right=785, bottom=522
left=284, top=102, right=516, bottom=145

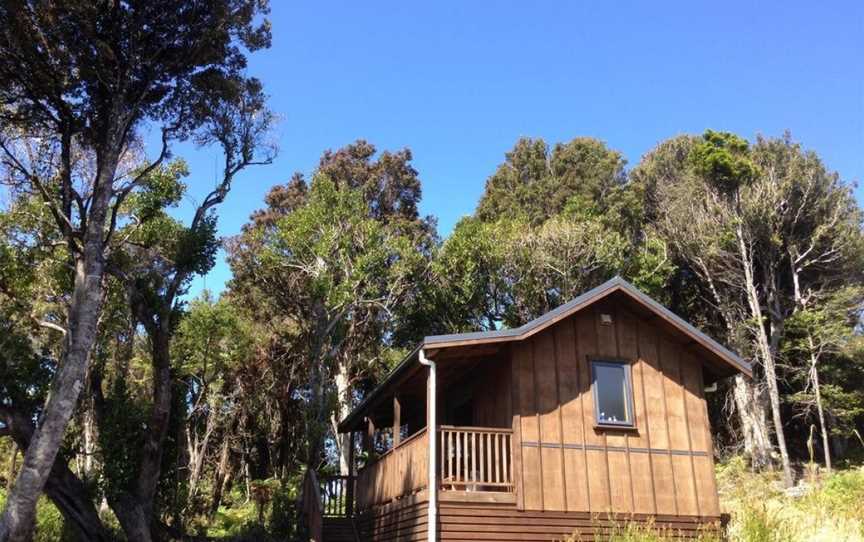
left=439, top=425, right=514, bottom=492
left=356, top=428, right=429, bottom=511
left=320, top=475, right=354, bottom=517
left=352, top=425, right=515, bottom=512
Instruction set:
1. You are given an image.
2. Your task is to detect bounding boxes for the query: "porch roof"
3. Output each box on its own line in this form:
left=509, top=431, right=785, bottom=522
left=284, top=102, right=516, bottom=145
left=338, top=276, right=751, bottom=433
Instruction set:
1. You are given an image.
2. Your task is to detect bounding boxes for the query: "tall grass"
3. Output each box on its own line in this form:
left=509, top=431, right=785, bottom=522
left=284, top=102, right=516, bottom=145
left=559, top=458, right=864, bottom=542
left=718, top=458, right=863, bottom=542
left=558, top=518, right=721, bottom=541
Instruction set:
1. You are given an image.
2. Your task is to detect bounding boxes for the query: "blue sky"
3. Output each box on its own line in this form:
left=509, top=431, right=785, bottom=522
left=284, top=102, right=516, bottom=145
left=157, top=1, right=864, bottom=298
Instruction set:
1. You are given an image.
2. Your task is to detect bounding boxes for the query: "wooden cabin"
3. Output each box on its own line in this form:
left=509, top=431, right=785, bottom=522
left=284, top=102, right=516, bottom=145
left=316, top=277, right=750, bottom=541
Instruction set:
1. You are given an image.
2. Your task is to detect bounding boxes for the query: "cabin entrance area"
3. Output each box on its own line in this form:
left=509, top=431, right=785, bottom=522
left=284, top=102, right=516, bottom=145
left=311, top=345, right=516, bottom=541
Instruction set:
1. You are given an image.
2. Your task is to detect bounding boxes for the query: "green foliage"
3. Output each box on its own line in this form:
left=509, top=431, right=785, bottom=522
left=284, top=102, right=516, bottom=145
left=98, top=370, right=148, bottom=501
left=434, top=135, right=674, bottom=332
left=477, top=137, right=627, bottom=224
left=125, top=160, right=189, bottom=223
left=559, top=517, right=721, bottom=541
left=174, top=291, right=253, bottom=376
left=206, top=480, right=301, bottom=541
left=690, top=130, right=760, bottom=194
left=227, top=140, right=436, bottom=471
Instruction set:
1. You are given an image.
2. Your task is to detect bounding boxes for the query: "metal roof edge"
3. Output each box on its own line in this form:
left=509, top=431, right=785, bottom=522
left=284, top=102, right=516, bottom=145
left=337, top=344, right=422, bottom=433
left=424, top=276, right=750, bottom=375
left=423, top=277, right=624, bottom=346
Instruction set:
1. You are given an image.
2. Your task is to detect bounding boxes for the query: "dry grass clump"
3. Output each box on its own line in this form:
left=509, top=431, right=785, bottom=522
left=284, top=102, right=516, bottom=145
left=559, top=518, right=721, bottom=541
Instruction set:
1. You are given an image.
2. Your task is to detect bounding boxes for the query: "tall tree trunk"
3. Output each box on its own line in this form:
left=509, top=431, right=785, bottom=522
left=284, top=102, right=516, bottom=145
left=332, top=362, right=352, bottom=475
left=1, top=264, right=105, bottom=542
left=698, top=259, right=774, bottom=469
left=0, top=405, right=111, bottom=542
left=43, top=461, right=113, bottom=542
left=82, top=399, right=98, bottom=483
left=210, top=438, right=233, bottom=517
left=0, top=142, right=119, bottom=542
left=188, top=412, right=216, bottom=508
left=737, top=226, right=793, bottom=487
left=110, top=327, right=175, bottom=542
left=111, top=495, right=153, bottom=542
left=808, top=337, right=831, bottom=472
left=732, top=375, right=773, bottom=469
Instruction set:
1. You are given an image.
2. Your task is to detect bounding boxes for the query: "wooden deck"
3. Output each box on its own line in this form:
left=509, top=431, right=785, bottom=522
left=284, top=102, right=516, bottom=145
left=351, top=425, right=516, bottom=514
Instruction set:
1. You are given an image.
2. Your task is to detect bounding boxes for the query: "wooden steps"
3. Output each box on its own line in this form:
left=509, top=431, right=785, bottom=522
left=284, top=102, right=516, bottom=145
left=322, top=517, right=358, bottom=542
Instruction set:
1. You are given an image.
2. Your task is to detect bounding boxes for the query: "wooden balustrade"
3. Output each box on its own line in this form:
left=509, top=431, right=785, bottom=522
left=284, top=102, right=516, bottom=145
left=353, top=425, right=515, bottom=512
left=439, top=425, right=513, bottom=491
left=320, top=475, right=354, bottom=517
left=356, top=428, right=429, bottom=511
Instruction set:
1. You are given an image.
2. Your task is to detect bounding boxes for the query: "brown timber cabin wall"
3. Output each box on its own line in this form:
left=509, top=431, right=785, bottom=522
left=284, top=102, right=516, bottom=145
left=509, top=300, right=720, bottom=520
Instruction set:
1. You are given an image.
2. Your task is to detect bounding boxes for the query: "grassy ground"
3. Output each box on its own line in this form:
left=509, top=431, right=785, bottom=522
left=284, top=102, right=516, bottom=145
left=717, top=457, right=864, bottom=542
left=561, top=457, right=864, bottom=542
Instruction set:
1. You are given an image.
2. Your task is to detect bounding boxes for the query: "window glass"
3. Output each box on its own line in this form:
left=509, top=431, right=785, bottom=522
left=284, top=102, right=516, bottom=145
left=592, top=361, right=632, bottom=425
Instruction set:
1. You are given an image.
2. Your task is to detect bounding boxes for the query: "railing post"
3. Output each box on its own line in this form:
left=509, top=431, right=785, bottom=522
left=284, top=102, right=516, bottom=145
left=346, top=432, right=355, bottom=517
left=364, top=417, right=376, bottom=462
left=393, top=395, right=402, bottom=447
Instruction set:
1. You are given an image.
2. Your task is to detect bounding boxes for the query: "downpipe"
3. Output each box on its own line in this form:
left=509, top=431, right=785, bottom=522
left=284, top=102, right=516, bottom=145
left=418, top=349, right=437, bottom=542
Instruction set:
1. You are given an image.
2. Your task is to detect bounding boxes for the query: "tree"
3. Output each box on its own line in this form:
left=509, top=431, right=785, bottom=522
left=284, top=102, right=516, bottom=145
left=0, top=2, right=272, bottom=539
left=640, top=130, right=864, bottom=486
left=632, top=133, right=775, bottom=470
left=172, top=292, right=254, bottom=514
left=783, top=288, right=863, bottom=472
left=98, top=92, right=271, bottom=541
left=0, top=192, right=113, bottom=540
left=228, top=144, right=434, bottom=474
left=433, top=135, right=672, bottom=333
left=476, top=137, right=627, bottom=224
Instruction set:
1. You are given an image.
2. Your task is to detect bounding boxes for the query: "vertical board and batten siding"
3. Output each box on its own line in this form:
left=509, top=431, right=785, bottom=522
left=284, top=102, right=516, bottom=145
left=510, top=302, right=720, bottom=519
left=473, top=359, right=512, bottom=428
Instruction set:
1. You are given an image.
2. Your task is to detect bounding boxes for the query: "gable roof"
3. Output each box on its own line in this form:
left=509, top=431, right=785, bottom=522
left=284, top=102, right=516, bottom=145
left=423, top=276, right=751, bottom=376
left=338, top=276, right=750, bottom=433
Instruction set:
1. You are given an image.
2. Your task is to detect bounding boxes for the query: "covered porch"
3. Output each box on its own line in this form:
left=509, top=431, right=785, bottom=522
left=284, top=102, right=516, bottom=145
left=329, top=342, right=516, bottom=516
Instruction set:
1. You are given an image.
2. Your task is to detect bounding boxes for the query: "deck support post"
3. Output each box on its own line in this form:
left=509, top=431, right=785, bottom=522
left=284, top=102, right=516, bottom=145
left=419, top=349, right=437, bottom=542
left=393, top=395, right=402, bottom=447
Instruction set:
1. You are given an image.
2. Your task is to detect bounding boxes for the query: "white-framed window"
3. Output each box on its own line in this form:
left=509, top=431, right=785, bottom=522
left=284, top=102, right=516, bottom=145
left=591, top=359, right=635, bottom=427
